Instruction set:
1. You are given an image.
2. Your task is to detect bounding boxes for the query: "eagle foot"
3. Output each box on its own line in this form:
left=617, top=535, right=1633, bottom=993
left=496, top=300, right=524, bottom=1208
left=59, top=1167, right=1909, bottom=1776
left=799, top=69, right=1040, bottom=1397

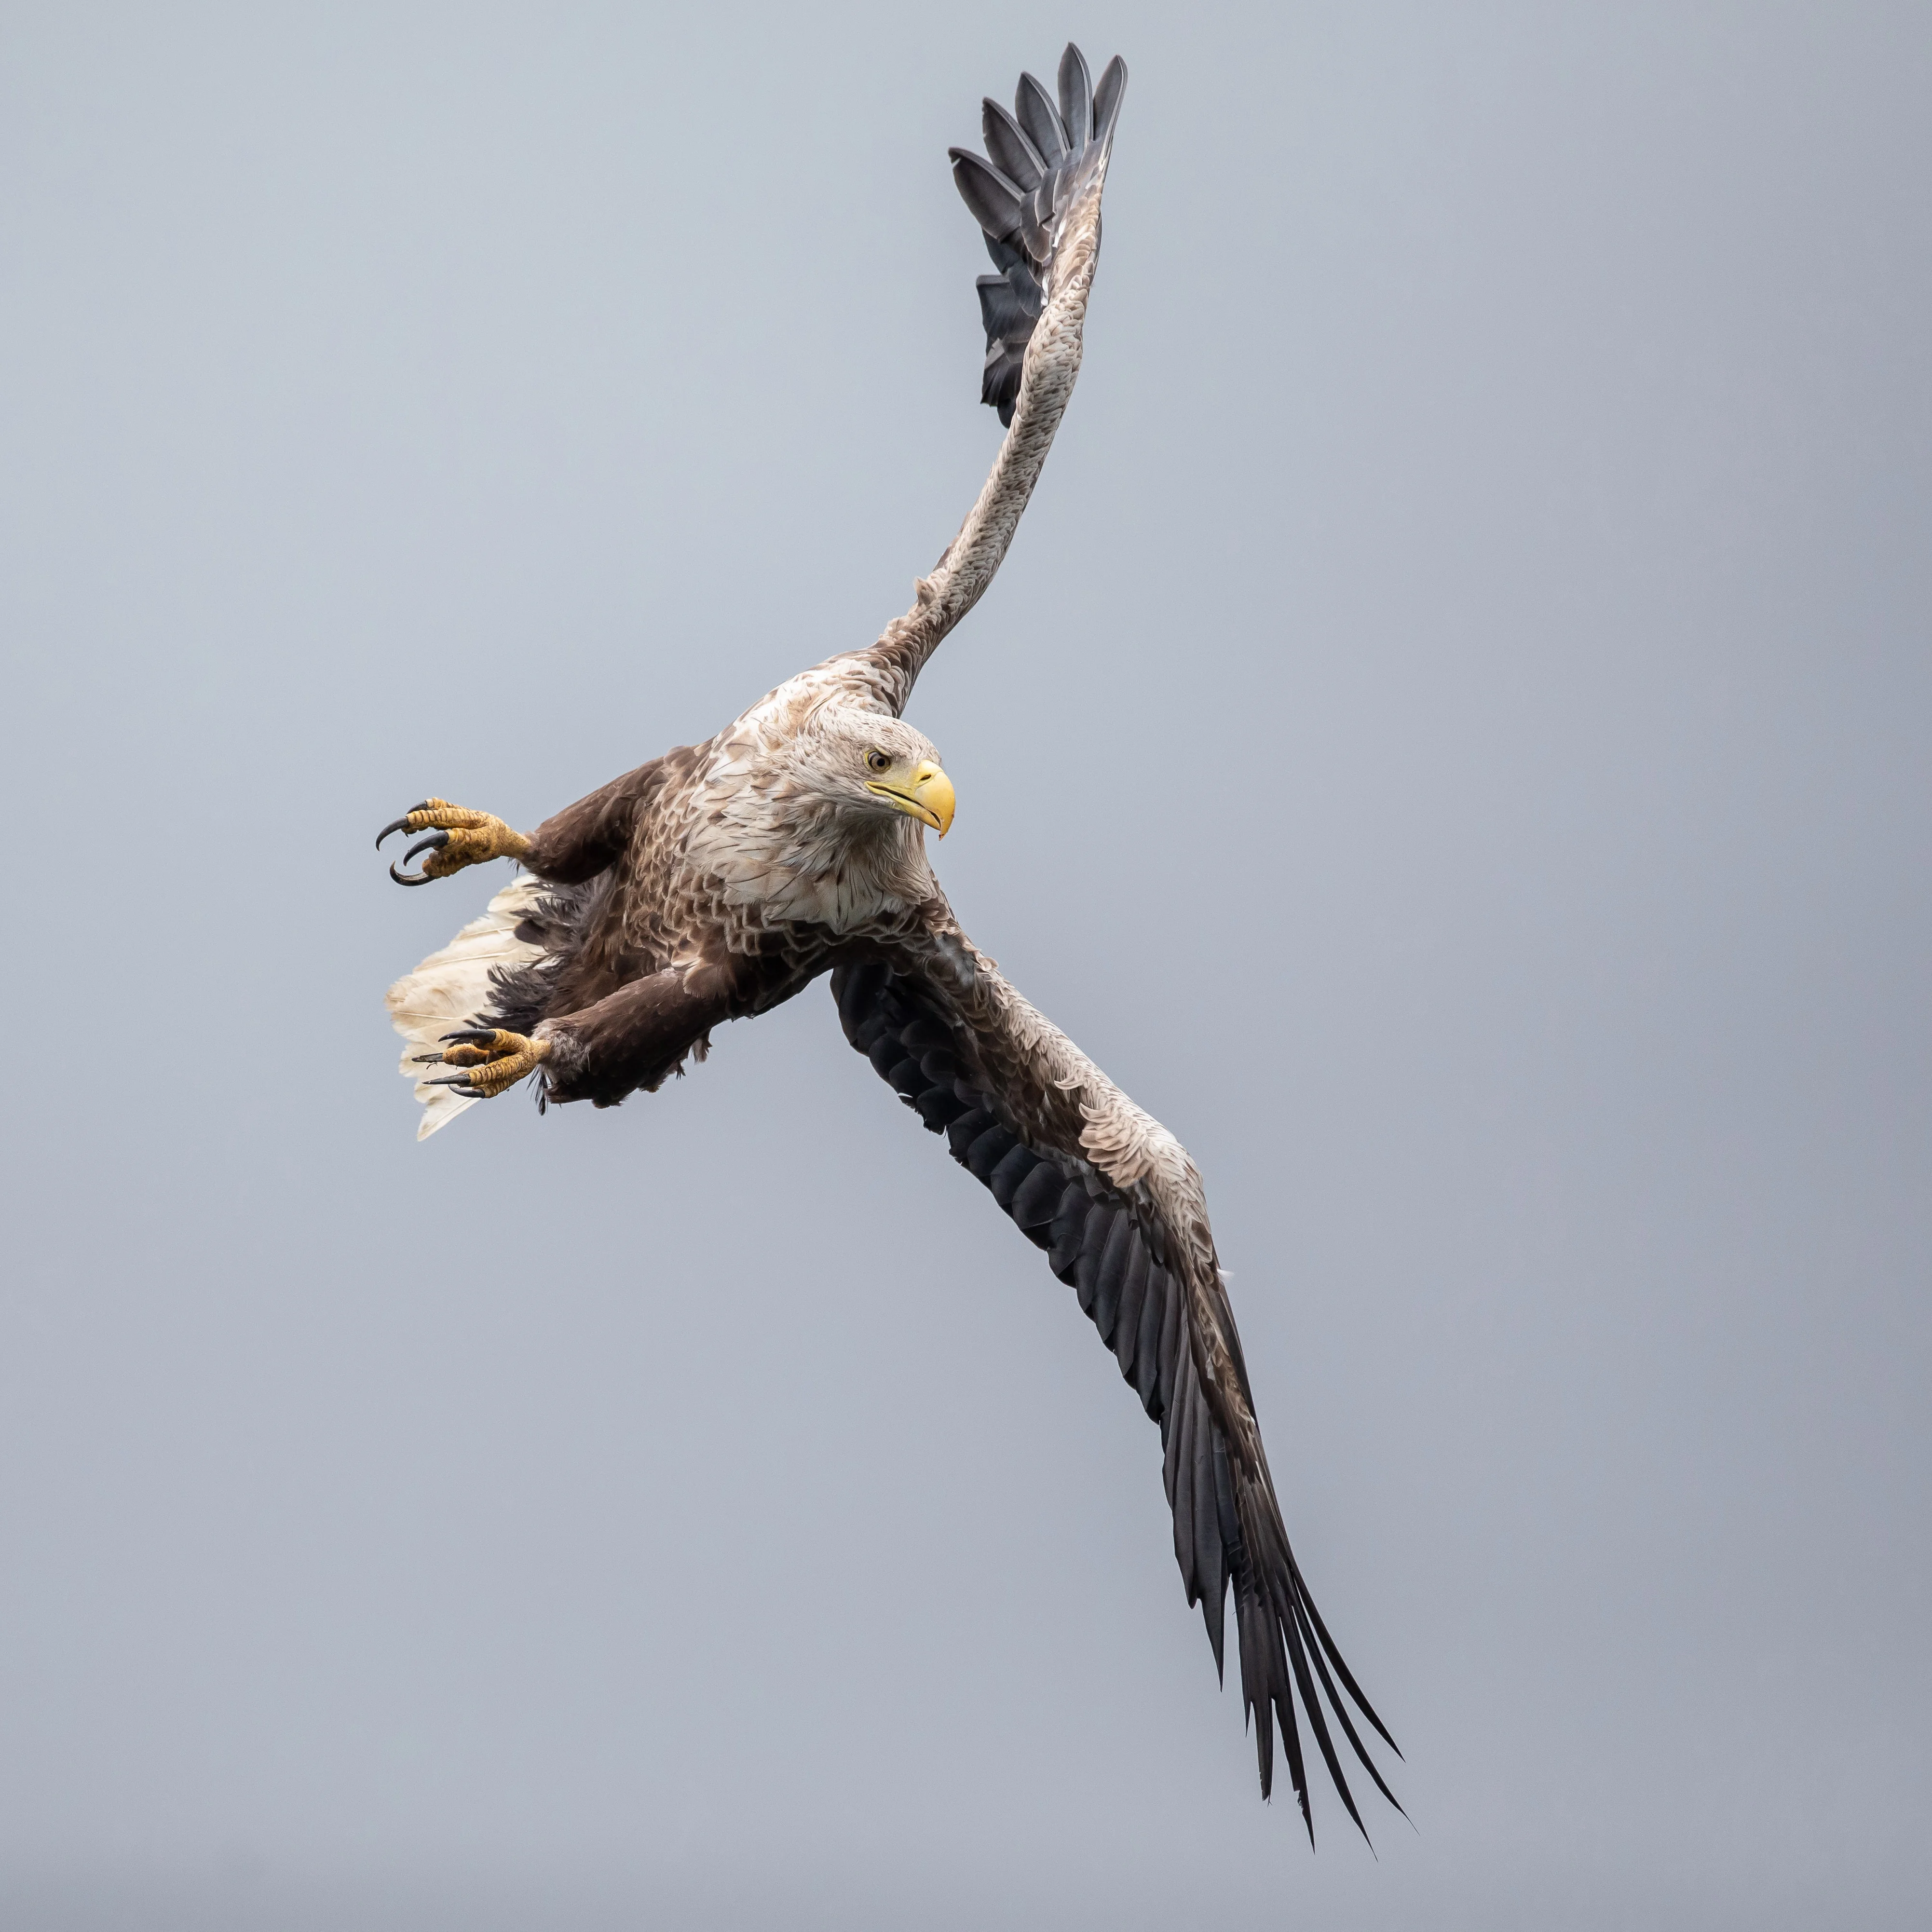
left=376, top=799, right=531, bottom=884
left=417, top=1028, right=552, bottom=1099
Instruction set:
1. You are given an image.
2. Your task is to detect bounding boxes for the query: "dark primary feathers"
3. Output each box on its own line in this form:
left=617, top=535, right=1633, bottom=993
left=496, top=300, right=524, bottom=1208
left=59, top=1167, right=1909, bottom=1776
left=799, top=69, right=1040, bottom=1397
left=952, top=44, right=1128, bottom=424
left=831, top=960, right=1404, bottom=1840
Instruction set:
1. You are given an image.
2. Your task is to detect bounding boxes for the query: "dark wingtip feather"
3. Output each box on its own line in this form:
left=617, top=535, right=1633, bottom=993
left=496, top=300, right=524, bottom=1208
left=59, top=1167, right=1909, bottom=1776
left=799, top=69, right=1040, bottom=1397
left=1292, top=1597, right=1409, bottom=1823
left=1203, top=1581, right=1227, bottom=1683
left=950, top=149, right=1024, bottom=242
left=1265, top=1623, right=1315, bottom=1842
left=1292, top=1556, right=1404, bottom=1758
left=1057, top=43, right=1093, bottom=150
left=1093, top=56, right=1127, bottom=144
left=1014, top=69, right=1068, bottom=166
left=1280, top=1597, right=1371, bottom=1848
left=981, top=96, right=1045, bottom=190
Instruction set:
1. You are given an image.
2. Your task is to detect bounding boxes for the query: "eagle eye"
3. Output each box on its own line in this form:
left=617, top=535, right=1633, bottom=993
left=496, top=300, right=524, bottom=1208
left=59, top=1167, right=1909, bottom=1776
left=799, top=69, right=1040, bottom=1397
left=865, top=749, right=892, bottom=774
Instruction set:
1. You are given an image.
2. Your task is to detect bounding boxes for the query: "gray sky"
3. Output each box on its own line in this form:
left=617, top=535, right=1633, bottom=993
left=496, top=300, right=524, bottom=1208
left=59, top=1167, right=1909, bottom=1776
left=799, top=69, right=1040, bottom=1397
left=3, top=2, right=1929, bottom=1926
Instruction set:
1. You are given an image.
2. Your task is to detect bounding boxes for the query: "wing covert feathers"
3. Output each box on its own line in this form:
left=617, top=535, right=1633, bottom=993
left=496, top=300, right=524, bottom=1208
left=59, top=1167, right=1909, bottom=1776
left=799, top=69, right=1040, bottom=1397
left=830, top=958, right=1402, bottom=1839
left=853, top=44, right=1126, bottom=716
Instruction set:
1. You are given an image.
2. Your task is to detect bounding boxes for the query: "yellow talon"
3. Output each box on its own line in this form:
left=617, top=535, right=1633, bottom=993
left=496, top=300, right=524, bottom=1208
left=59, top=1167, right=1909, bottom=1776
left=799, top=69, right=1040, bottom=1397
left=429, top=1028, right=551, bottom=1098
left=378, top=798, right=531, bottom=884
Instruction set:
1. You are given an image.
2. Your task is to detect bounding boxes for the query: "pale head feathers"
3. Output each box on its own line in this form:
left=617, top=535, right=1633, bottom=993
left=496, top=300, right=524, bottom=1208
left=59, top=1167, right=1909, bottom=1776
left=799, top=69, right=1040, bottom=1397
left=680, top=694, right=945, bottom=930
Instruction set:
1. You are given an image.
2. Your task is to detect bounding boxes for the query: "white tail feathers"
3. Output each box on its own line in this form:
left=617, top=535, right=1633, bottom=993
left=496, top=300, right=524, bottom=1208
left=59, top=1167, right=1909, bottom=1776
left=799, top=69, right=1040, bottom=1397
left=385, top=873, right=549, bottom=1141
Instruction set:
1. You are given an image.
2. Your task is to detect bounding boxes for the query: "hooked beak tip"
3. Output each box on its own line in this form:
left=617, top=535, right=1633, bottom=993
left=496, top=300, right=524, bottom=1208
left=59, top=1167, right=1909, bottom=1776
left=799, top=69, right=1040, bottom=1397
left=866, top=767, right=955, bottom=838
left=916, top=764, right=956, bottom=840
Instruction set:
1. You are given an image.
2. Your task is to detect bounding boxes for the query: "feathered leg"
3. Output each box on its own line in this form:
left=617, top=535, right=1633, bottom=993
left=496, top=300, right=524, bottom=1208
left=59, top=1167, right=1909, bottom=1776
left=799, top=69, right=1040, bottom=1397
left=377, top=799, right=531, bottom=884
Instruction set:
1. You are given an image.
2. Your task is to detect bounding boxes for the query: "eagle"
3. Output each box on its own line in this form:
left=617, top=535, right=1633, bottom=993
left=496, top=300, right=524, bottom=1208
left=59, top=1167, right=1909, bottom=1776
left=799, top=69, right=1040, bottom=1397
left=379, top=43, right=1400, bottom=1840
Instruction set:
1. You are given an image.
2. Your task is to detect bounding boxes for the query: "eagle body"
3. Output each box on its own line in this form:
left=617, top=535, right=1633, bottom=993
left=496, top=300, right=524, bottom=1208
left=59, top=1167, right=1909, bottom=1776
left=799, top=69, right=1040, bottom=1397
left=380, top=44, right=1401, bottom=1842
left=483, top=669, right=950, bottom=1104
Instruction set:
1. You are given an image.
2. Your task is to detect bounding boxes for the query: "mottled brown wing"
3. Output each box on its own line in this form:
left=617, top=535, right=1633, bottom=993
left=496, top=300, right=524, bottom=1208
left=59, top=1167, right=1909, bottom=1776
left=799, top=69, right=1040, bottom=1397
left=829, top=945, right=1402, bottom=1839
left=856, top=44, right=1127, bottom=717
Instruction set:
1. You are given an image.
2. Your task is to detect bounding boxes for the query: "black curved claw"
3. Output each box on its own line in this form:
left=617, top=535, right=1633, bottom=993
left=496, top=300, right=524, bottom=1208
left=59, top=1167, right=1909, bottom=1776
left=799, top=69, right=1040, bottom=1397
left=425, top=1074, right=483, bottom=1096
left=439, top=1027, right=498, bottom=1047
left=387, top=831, right=449, bottom=886
left=375, top=802, right=434, bottom=851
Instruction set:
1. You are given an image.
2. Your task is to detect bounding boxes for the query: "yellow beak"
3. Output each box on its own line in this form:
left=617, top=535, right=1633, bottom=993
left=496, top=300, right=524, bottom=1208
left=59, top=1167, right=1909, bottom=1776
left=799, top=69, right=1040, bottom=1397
left=867, top=760, right=956, bottom=837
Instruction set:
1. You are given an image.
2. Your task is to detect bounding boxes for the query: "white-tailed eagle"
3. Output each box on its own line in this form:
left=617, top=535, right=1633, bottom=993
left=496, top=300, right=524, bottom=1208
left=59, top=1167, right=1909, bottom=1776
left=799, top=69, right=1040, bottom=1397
left=379, top=43, right=1400, bottom=1840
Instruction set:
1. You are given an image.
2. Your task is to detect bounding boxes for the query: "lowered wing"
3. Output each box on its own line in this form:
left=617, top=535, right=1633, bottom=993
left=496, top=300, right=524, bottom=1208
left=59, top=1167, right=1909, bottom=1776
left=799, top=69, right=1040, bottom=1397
left=830, top=931, right=1402, bottom=1840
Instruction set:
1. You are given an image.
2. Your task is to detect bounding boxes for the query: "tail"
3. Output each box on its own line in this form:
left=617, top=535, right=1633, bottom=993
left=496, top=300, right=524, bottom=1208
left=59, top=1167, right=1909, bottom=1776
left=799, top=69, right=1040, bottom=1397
left=384, top=873, right=549, bottom=1141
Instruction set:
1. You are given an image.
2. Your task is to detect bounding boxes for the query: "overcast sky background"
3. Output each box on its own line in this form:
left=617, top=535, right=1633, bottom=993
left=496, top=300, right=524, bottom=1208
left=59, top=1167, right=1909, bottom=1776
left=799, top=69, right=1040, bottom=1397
left=2, top=3, right=1928, bottom=1926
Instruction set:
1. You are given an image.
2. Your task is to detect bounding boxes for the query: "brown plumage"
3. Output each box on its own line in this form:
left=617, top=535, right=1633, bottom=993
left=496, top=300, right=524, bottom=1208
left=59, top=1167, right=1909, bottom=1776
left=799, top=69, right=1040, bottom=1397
left=380, top=43, right=1400, bottom=1839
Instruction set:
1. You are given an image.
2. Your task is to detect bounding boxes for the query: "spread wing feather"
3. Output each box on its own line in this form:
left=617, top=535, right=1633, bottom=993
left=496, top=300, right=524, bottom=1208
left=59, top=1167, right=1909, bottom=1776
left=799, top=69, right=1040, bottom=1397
left=830, top=943, right=1402, bottom=1838
left=855, top=44, right=1128, bottom=716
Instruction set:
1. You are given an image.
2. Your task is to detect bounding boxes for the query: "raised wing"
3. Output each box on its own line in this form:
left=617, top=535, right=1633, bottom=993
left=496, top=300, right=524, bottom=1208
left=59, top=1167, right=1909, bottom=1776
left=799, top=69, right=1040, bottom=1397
left=956, top=43, right=1128, bottom=426
left=830, top=928, right=1402, bottom=1839
left=855, top=44, right=1127, bottom=716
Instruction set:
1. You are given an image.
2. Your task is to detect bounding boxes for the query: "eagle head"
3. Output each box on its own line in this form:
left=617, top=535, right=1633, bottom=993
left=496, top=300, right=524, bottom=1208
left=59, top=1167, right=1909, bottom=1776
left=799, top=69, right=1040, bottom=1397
left=790, top=707, right=956, bottom=840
